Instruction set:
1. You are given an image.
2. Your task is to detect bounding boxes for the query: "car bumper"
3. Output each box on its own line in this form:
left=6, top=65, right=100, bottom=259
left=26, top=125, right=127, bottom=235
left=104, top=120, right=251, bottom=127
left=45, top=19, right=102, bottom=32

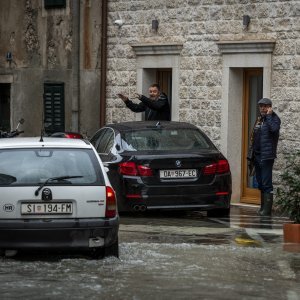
left=0, top=217, right=119, bottom=250
left=121, top=175, right=231, bottom=212
left=129, top=194, right=231, bottom=211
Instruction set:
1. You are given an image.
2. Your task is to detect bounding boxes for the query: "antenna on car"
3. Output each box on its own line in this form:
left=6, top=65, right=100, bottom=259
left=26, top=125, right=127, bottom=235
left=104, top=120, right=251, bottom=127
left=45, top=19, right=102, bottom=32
left=40, top=94, right=45, bottom=142
left=39, top=129, right=44, bottom=142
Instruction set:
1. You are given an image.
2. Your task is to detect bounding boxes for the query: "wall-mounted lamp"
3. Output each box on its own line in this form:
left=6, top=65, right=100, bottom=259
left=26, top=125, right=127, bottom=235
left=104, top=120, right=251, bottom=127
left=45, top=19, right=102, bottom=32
left=152, top=19, right=159, bottom=31
left=6, top=52, right=12, bottom=62
left=243, top=15, right=250, bottom=28
left=114, top=19, right=124, bottom=27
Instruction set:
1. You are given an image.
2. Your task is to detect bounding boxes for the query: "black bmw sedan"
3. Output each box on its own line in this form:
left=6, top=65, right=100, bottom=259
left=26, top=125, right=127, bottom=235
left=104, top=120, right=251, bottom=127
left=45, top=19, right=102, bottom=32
left=90, top=121, right=232, bottom=217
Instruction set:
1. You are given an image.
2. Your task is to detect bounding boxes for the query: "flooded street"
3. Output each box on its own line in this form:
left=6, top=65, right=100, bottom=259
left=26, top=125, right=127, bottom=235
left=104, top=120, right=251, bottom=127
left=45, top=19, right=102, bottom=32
left=1, top=206, right=300, bottom=300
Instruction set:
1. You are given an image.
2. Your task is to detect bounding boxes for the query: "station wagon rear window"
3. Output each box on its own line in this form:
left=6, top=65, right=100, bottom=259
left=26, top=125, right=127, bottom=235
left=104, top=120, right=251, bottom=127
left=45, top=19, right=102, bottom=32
left=121, top=128, right=214, bottom=151
left=0, top=148, right=104, bottom=186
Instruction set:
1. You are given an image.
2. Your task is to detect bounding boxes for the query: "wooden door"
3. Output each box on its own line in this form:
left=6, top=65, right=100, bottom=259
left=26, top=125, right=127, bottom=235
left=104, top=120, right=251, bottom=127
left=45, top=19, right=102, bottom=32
left=241, top=69, right=263, bottom=204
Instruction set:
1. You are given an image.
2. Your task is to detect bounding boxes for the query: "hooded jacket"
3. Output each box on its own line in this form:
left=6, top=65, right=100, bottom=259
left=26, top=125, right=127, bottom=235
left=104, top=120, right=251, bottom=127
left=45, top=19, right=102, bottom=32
left=125, top=93, right=170, bottom=121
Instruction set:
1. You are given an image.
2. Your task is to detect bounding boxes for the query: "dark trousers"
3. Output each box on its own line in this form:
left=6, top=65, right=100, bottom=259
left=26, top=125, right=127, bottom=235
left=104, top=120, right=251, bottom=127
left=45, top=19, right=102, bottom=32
left=254, top=156, right=274, bottom=193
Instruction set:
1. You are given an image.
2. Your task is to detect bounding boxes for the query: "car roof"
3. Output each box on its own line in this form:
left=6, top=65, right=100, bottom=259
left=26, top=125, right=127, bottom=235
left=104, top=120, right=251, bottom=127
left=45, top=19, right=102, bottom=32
left=0, top=137, right=91, bottom=149
left=105, top=121, right=199, bottom=132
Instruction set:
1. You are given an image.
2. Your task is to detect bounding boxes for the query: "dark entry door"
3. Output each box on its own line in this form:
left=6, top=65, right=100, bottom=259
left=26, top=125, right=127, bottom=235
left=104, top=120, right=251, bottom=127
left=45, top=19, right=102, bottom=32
left=157, top=69, right=172, bottom=118
left=0, top=83, right=11, bottom=132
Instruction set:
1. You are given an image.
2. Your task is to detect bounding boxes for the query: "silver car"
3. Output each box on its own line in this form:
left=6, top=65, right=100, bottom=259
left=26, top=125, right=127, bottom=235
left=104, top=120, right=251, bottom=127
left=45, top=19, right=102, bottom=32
left=0, top=138, right=119, bottom=258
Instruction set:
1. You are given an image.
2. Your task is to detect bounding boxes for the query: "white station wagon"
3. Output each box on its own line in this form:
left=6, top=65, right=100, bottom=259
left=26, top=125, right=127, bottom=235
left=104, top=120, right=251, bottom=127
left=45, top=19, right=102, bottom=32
left=0, top=138, right=119, bottom=258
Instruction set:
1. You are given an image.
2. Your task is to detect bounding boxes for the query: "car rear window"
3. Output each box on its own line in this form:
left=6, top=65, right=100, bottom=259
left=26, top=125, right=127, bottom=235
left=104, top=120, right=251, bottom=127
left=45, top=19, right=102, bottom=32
left=121, top=128, right=214, bottom=151
left=0, top=148, right=104, bottom=186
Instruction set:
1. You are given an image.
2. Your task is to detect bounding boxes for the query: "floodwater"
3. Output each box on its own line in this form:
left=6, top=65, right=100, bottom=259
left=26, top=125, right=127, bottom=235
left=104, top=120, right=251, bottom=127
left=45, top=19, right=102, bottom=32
left=0, top=207, right=299, bottom=300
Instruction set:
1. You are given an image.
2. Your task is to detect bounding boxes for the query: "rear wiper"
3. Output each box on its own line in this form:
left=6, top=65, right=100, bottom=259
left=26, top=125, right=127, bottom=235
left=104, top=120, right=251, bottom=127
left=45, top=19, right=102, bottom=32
left=0, top=173, right=17, bottom=185
left=34, top=176, right=83, bottom=196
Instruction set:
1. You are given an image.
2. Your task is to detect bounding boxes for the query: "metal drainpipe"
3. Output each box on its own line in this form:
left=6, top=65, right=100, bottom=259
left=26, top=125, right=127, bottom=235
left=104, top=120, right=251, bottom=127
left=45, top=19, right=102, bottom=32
left=72, top=0, right=80, bottom=132
left=100, top=0, right=108, bottom=127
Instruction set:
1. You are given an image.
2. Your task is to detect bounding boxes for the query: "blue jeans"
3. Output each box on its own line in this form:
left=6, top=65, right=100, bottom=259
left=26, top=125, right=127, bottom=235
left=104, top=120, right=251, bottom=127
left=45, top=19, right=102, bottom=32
left=254, top=156, right=274, bottom=193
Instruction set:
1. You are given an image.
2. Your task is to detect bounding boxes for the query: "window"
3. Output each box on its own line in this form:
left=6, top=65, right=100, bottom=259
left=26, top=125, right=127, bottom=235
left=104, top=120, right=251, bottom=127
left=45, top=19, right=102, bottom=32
left=94, top=129, right=114, bottom=154
left=44, top=83, right=65, bottom=134
left=44, top=0, right=66, bottom=9
left=122, top=128, right=213, bottom=151
left=91, top=129, right=107, bottom=152
left=0, top=148, right=103, bottom=186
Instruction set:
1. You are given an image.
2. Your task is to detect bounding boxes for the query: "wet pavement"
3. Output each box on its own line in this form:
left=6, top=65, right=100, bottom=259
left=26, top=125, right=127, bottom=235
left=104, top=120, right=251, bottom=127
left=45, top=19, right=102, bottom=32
left=1, top=205, right=299, bottom=300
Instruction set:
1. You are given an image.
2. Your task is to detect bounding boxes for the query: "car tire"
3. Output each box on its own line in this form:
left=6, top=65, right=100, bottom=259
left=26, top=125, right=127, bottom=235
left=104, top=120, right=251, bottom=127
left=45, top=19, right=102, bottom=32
left=207, top=207, right=230, bottom=218
left=89, top=248, right=104, bottom=259
left=89, top=238, right=119, bottom=259
left=104, top=238, right=119, bottom=258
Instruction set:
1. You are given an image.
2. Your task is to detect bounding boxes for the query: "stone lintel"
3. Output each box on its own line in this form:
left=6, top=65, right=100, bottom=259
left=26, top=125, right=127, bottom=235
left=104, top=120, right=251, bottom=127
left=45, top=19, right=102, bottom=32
left=131, top=43, right=183, bottom=56
left=217, top=40, right=276, bottom=54
left=0, top=74, right=14, bottom=83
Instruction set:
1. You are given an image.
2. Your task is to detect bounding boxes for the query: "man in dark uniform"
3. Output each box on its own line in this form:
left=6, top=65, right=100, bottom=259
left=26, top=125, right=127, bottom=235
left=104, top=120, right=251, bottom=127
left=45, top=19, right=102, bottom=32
left=117, top=84, right=171, bottom=121
left=251, top=98, right=281, bottom=216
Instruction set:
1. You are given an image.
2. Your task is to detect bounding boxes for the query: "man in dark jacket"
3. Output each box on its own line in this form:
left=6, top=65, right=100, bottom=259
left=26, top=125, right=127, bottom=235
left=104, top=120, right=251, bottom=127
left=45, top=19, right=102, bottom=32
left=252, top=98, right=281, bottom=216
left=117, top=84, right=171, bottom=121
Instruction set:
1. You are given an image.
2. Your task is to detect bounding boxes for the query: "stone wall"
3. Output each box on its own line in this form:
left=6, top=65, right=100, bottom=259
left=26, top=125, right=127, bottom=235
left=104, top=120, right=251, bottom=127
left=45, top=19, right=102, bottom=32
left=106, top=0, right=300, bottom=188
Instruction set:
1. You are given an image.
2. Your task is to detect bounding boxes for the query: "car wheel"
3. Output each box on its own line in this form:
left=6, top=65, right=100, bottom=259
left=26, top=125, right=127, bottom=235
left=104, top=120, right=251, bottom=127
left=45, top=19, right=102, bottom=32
left=207, top=207, right=230, bottom=218
left=104, top=238, right=119, bottom=258
left=89, top=239, right=119, bottom=259
left=89, top=247, right=105, bottom=259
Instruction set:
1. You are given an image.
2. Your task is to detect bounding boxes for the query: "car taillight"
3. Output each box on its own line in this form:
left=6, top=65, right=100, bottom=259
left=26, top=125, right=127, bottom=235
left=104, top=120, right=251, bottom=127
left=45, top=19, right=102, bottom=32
left=216, top=191, right=229, bottom=196
left=216, top=159, right=230, bottom=173
left=119, top=162, right=153, bottom=177
left=105, top=186, right=117, bottom=218
left=119, top=162, right=138, bottom=176
left=203, top=159, right=230, bottom=175
left=137, top=165, right=153, bottom=176
left=65, top=133, right=83, bottom=139
left=203, top=163, right=217, bottom=175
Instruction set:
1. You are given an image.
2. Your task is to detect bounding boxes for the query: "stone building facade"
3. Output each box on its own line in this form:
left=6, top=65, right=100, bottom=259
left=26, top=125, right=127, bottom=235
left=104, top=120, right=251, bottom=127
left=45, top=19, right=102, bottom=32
left=106, top=0, right=300, bottom=203
left=0, top=0, right=299, bottom=203
left=0, top=0, right=102, bottom=137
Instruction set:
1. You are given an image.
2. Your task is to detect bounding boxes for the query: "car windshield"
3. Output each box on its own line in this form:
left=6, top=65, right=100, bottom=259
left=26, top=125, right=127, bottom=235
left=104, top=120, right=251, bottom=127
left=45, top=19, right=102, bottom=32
left=121, top=128, right=214, bottom=151
left=0, top=148, right=103, bottom=186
